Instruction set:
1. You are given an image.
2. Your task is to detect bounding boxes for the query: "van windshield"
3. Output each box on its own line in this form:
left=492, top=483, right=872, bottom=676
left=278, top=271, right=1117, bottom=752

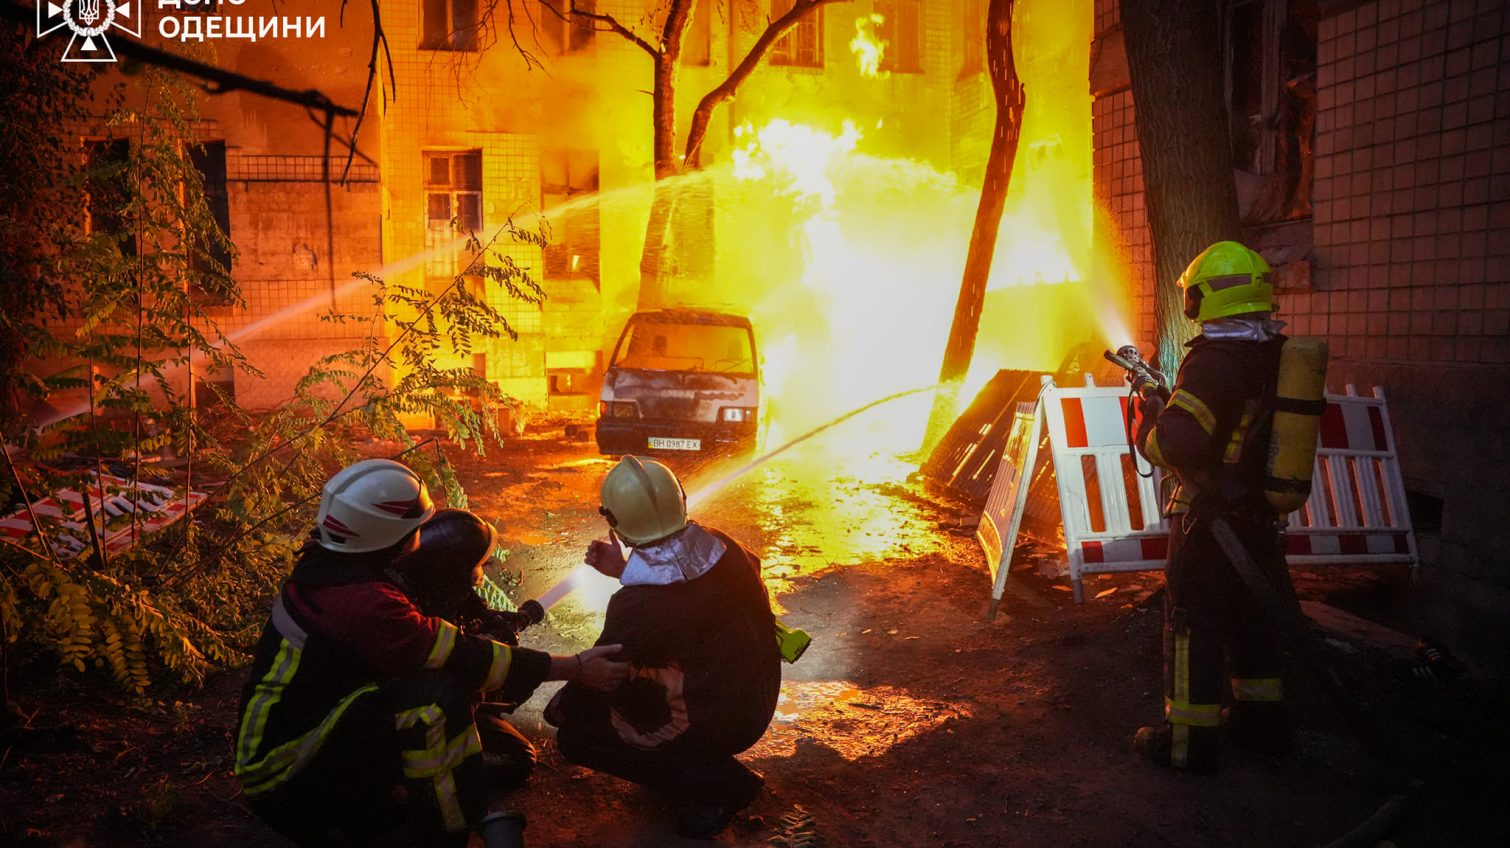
left=613, top=321, right=756, bottom=376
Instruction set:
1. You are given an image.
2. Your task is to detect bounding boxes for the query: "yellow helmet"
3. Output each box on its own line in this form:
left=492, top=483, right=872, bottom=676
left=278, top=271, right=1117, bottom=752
left=1178, top=240, right=1275, bottom=322
left=600, top=456, right=687, bottom=546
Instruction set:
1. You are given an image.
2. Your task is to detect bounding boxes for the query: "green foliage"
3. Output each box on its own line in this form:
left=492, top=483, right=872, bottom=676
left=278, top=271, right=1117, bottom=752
left=1, top=57, right=550, bottom=697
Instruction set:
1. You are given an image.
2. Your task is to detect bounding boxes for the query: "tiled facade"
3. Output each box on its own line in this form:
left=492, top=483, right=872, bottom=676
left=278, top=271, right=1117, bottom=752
left=1089, top=0, right=1510, bottom=593
left=152, top=1, right=970, bottom=420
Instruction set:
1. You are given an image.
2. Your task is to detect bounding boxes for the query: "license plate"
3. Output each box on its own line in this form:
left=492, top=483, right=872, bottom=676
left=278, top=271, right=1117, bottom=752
left=648, top=437, right=702, bottom=451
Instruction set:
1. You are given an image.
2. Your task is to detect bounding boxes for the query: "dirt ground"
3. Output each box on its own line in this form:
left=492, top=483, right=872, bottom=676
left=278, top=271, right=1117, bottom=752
left=3, top=427, right=1507, bottom=847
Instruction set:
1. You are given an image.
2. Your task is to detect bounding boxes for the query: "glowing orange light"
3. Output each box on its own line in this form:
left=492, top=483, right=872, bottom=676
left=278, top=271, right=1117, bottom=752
left=849, top=14, right=888, bottom=78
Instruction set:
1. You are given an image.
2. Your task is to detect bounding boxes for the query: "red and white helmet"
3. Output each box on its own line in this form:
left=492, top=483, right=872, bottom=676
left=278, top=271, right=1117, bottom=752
left=314, top=459, right=436, bottom=553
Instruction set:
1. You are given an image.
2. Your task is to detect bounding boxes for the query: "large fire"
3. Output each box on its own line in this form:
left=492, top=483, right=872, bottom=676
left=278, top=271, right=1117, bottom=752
left=849, top=15, right=887, bottom=78
left=699, top=0, right=1119, bottom=456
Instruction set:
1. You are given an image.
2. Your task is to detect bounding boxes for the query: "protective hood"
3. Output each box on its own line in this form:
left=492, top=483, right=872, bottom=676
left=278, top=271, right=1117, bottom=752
left=1200, top=315, right=1287, bottom=342
left=620, top=522, right=726, bottom=586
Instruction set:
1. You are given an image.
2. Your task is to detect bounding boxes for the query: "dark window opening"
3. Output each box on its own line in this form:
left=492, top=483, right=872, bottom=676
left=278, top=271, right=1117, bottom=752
left=876, top=0, right=923, bottom=74
left=541, top=150, right=600, bottom=285
left=686, top=0, right=713, bottom=67
left=424, top=149, right=483, bottom=279
left=549, top=368, right=592, bottom=395
left=770, top=0, right=823, bottom=68
left=422, top=0, right=480, bottom=52
left=85, top=138, right=135, bottom=256
left=1226, top=0, right=1317, bottom=224
left=961, top=0, right=985, bottom=77
left=540, top=0, right=597, bottom=56
left=189, top=140, right=233, bottom=305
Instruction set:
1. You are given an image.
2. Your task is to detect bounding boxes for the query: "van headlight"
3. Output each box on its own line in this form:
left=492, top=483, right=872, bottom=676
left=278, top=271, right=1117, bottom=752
left=720, top=407, right=756, bottom=423
left=600, top=401, right=640, bottom=419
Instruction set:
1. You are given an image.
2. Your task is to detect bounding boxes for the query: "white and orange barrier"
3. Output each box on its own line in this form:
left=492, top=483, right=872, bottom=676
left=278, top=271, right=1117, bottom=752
left=976, top=377, right=1417, bottom=603
left=977, top=398, right=1046, bottom=616
left=1284, top=386, right=1418, bottom=566
left=0, top=473, right=205, bottom=561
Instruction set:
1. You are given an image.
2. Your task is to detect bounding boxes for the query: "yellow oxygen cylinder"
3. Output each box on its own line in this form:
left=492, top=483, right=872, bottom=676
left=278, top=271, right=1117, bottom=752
left=1265, top=336, right=1330, bottom=513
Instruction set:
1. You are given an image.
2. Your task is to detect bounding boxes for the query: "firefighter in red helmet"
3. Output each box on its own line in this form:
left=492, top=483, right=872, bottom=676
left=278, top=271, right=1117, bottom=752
left=234, top=459, right=629, bottom=847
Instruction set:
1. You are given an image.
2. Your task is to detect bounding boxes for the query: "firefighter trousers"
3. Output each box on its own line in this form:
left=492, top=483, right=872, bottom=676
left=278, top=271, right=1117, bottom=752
left=1161, top=507, right=1294, bottom=768
left=556, top=702, right=762, bottom=807
left=251, top=671, right=529, bottom=848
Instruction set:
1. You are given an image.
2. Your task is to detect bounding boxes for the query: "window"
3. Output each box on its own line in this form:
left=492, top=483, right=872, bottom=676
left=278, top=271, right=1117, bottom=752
left=1224, top=0, right=1318, bottom=222
left=85, top=138, right=133, bottom=255
left=540, top=0, right=596, bottom=56
left=423, top=150, right=483, bottom=278
left=770, top=0, right=822, bottom=68
left=961, top=0, right=985, bottom=77
left=613, top=320, right=755, bottom=376
left=421, top=0, right=480, bottom=52
left=685, top=0, right=713, bottom=67
left=876, top=0, right=923, bottom=73
left=189, top=140, right=233, bottom=299
left=541, top=150, right=600, bottom=284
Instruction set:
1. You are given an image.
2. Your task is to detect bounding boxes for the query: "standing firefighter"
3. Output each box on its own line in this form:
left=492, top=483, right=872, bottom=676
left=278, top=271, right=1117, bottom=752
left=548, top=456, right=781, bottom=838
left=234, top=459, right=628, bottom=847
left=1132, top=241, right=1315, bottom=772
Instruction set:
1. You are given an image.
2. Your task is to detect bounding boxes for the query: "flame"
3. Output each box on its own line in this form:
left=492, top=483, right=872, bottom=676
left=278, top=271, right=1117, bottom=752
left=693, top=0, right=1114, bottom=465
left=849, top=15, right=888, bottom=78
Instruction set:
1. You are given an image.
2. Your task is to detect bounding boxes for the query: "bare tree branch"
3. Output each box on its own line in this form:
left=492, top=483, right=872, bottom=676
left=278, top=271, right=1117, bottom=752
left=684, top=0, right=849, bottom=168
left=341, top=0, right=395, bottom=184
left=540, top=0, right=661, bottom=58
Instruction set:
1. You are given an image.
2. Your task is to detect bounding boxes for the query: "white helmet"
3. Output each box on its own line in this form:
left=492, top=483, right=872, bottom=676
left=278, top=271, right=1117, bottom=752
left=315, top=459, right=436, bottom=553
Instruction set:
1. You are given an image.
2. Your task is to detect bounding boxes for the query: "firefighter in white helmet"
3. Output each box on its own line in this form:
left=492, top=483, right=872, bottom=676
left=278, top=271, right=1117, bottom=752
left=234, top=459, right=629, bottom=848
left=548, top=456, right=781, bottom=839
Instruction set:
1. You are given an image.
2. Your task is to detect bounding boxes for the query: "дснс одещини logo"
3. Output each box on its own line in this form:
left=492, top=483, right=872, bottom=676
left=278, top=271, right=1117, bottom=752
left=36, top=0, right=143, bottom=63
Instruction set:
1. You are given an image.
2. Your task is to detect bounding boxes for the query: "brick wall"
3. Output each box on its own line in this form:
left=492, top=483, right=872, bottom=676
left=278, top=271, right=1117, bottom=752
left=1088, top=0, right=1510, bottom=619
left=1305, top=0, right=1510, bottom=365
left=1090, top=0, right=1156, bottom=349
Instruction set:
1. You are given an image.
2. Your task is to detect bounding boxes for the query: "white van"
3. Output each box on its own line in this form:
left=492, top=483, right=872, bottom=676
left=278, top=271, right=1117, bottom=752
left=596, top=309, right=760, bottom=457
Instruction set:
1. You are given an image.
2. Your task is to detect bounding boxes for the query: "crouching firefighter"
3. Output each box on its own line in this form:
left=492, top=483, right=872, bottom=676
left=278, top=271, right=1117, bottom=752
left=393, top=508, right=554, bottom=790
left=548, top=456, right=781, bottom=839
left=1130, top=240, right=1326, bottom=772
left=234, top=460, right=629, bottom=847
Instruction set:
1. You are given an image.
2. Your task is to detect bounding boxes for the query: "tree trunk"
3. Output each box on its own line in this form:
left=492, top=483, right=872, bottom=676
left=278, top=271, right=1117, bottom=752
left=937, top=0, right=1025, bottom=385
left=637, top=2, right=694, bottom=311
left=925, top=0, right=1023, bottom=449
left=1121, top=0, right=1245, bottom=375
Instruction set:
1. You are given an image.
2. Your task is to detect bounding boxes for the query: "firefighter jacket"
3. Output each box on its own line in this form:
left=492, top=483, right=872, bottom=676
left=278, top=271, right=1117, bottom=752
left=556, top=525, right=781, bottom=753
left=1138, top=333, right=1286, bottom=514
left=233, top=542, right=552, bottom=797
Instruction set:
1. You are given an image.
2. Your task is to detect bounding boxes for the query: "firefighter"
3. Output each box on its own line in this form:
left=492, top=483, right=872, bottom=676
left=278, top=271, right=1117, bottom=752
left=392, top=508, right=552, bottom=790
left=547, top=456, right=781, bottom=839
left=1133, top=241, right=1295, bottom=773
left=234, top=459, right=629, bottom=848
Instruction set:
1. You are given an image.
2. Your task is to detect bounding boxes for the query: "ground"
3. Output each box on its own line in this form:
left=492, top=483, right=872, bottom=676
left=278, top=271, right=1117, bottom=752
left=2, top=426, right=1507, bottom=847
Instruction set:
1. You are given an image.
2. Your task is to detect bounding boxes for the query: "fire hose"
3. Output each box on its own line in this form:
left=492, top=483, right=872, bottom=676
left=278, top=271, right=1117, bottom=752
left=1104, top=347, right=1419, bottom=847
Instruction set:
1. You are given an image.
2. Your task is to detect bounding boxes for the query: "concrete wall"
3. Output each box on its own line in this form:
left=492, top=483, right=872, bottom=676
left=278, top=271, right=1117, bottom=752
left=1089, top=0, right=1510, bottom=616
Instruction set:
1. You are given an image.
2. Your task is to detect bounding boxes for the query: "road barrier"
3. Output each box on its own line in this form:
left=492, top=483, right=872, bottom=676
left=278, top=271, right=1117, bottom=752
left=976, top=378, right=1417, bottom=603
left=1, top=473, right=205, bottom=560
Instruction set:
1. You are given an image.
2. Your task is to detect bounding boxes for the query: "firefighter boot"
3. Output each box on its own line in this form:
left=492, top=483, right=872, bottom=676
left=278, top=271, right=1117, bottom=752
left=1134, top=724, right=1219, bottom=774
left=1223, top=702, right=1291, bottom=755
left=674, top=767, right=764, bottom=839
left=478, top=810, right=526, bottom=848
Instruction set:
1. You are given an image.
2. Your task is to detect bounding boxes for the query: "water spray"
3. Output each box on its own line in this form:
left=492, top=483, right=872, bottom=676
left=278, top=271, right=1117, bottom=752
left=531, top=385, right=936, bottom=616
left=686, top=384, right=938, bottom=510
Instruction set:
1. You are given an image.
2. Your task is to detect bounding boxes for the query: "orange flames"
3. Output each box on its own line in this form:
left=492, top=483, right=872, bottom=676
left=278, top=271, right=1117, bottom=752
left=700, top=0, right=1120, bottom=462
left=849, top=15, right=888, bottom=78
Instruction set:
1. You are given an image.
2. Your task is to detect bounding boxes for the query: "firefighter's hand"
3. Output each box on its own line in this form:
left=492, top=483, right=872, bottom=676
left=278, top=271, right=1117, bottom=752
left=585, top=539, right=627, bottom=580
left=1136, top=394, right=1165, bottom=444
left=574, top=644, right=630, bottom=692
